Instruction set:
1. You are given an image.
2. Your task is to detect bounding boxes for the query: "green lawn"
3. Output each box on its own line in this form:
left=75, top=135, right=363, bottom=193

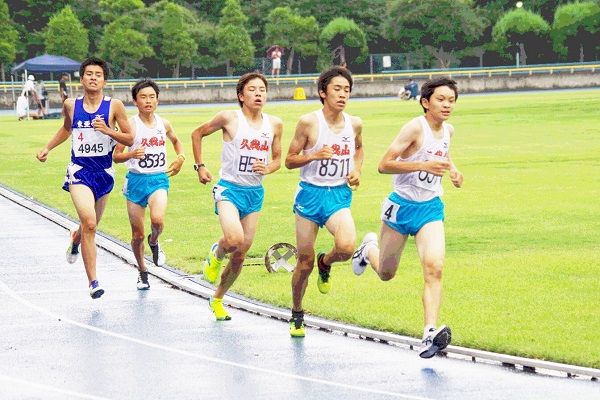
left=2, top=89, right=599, bottom=368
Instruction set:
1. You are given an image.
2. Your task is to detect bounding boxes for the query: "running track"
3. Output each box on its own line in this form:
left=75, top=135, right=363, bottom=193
left=0, top=191, right=598, bottom=400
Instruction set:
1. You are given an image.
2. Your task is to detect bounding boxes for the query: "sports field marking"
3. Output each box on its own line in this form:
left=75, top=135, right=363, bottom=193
left=0, top=278, right=436, bottom=400
left=0, top=374, right=111, bottom=400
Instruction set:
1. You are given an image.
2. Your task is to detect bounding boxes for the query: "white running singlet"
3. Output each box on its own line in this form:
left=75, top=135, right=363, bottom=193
left=126, top=114, right=168, bottom=174
left=393, top=116, right=450, bottom=202
left=299, top=110, right=355, bottom=187
left=219, top=110, right=273, bottom=187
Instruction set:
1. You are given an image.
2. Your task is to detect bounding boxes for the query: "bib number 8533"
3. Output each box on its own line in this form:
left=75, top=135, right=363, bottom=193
left=138, top=153, right=166, bottom=169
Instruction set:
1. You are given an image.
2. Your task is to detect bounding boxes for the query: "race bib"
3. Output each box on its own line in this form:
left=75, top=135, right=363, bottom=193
left=212, top=184, right=228, bottom=202
left=316, top=157, right=352, bottom=180
left=380, top=198, right=399, bottom=223
left=73, top=129, right=111, bottom=157
left=136, top=148, right=166, bottom=171
left=414, top=154, right=445, bottom=191
left=237, top=155, right=267, bottom=175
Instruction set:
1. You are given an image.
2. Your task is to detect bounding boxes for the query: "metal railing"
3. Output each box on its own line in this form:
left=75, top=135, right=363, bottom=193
left=2, top=62, right=598, bottom=93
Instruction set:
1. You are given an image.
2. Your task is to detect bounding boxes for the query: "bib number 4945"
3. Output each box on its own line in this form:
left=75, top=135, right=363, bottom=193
left=77, top=143, right=104, bottom=154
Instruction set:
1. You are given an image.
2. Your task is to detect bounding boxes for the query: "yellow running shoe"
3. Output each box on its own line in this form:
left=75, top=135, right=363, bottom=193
left=209, top=296, right=231, bottom=321
left=203, top=243, right=223, bottom=284
left=316, top=253, right=331, bottom=294
left=289, top=310, right=305, bottom=337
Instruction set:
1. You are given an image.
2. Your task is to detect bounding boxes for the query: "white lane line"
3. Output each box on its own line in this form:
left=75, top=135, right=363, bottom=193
left=0, top=374, right=112, bottom=400
left=0, top=279, right=435, bottom=400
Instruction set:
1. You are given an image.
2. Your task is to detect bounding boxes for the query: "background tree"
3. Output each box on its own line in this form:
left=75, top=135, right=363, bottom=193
left=0, top=0, right=18, bottom=81
left=319, top=18, right=368, bottom=70
left=44, top=5, right=89, bottom=61
left=293, top=0, right=387, bottom=45
left=99, top=15, right=154, bottom=78
left=383, top=0, right=486, bottom=69
left=551, top=1, right=600, bottom=62
left=264, top=7, right=319, bottom=75
left=492, top=8, right=552, bottom=65
left=188, top=17, right=218, bottom=77
left=160, top=2, right=197, bottom=78
left=182, top=0, right=226, bottom=24
left=216, top=0, right=255, bottom=76
left=10, top=0, right=72, bottom=59
left=134, top=1, right=202, bottom=78
left=98, top=0, right=144, bottom=22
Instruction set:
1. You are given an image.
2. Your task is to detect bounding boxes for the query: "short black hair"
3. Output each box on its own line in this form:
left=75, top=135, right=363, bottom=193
left=236, top=72, right=268, bottom=107
left=420, top=77, right=458, bottom=113
left=318, top=66, right=353, bottom=104
left=79, top=56, right=109, bottom=80
left=132, top=79, right=160, bottom=100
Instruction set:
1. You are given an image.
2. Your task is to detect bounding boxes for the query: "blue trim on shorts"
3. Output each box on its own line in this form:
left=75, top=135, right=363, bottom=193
left=382, top=192, right=444, bottom=236
left=62, top=166, right=114, bottom=201
left=293, top=181, right=352, bottom=228
left=122, top=171, right=169, bottom=208
left=214, top=179, right=264, bottom=219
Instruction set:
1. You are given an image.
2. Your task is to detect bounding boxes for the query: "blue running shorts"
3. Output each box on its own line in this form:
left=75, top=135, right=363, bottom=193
left=293, top=181, right=353, bottom=228
left=62, top=163, right=115, bottom=201
left=212, top=179, right=264, bottom=219
left=381, top=192, right=444, bottom=236
left=122, top=171, right=170, bottom=208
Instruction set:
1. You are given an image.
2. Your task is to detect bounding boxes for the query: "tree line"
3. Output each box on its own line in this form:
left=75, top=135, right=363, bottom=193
left=0, top=0, right=598, bottom=81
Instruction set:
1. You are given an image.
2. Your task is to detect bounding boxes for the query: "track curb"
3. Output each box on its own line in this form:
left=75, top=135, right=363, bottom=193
left=1, top=184, right=598, bottom=381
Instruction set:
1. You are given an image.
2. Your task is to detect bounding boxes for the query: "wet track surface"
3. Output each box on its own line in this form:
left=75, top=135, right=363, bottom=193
left=0, top=194, right=599, bottom=400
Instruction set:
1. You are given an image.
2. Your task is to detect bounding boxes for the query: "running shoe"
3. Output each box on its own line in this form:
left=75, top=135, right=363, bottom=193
left=208, top=296, right=231, bottom=321
left=289, top=310, right=305, bottom=337
left=419, top=325, right=452, bottom=359
left=203, top=243, right=223, bottom=284
left=89, top=280, right=105, bottom=299
left=316, top=253, right=331, bottom=294
left=66, top=230, right=80, bottom=264
left=352, top=232, right=378, bottom=275
left=137, top=270, right=150, bottom=290
left=147, top=235, right=166, bottom=267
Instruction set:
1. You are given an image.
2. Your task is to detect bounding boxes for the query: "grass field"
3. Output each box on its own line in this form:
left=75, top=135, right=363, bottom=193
left=1, top=89, right=599, bottom=368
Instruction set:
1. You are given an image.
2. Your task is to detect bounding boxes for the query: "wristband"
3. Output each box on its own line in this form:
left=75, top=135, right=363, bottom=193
left=177, top=153, right=186, bottom=161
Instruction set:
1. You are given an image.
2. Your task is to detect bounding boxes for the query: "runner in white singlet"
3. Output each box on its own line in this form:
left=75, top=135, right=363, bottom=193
left=285, top=66, right=364, bottom=337
left=113, top=79, right=185, bottom=290
left=352, top=77, right=464, bottom=359
left=191, top=72, right=283, bottom=321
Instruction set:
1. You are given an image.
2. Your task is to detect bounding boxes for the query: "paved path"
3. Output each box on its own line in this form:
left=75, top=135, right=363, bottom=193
left=0, top=194, right=598, bottom=400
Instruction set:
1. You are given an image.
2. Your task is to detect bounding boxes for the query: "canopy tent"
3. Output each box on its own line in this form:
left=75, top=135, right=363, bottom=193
left=11, top=54, right=80, bottom=119
left=11, top=54, right=80, bottom=74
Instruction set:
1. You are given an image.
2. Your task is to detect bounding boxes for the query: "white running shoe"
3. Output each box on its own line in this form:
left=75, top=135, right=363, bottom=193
left=148, top=235, right=166, bottom=267
left=89, top=280, right=105, bottom=299
left=419, top=325, right=452, bottom=359
left=137, top=270, right=150, bottom=290
left=66, top=230, right=80, bottom=264
left=351, top=232, right=377, bottom=275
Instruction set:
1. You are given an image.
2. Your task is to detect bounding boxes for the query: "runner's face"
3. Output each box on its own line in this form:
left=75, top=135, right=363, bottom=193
left=80, top=65, right=106, bottom=93
left=320, top=76, right=350, bottom=111
left=133, top=86, right=159, bottom=114
left=422, top=86, right=456, bottom=121
left=239, top=78, right=267, bottom=110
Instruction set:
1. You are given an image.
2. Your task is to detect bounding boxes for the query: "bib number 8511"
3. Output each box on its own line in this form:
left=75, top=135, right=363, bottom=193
left=318, top=158, right=350, bottom=178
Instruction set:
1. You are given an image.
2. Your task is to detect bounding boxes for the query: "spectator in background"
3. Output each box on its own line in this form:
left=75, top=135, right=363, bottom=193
left=270, top=46, right=282, bottom=78
left=405, top=78, right=419, bottom=100
left=34, top=79, right=47, bottom=117
left=59, top=73, right=69, bottom=103
left=22, top=74, right=38, bottom=111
